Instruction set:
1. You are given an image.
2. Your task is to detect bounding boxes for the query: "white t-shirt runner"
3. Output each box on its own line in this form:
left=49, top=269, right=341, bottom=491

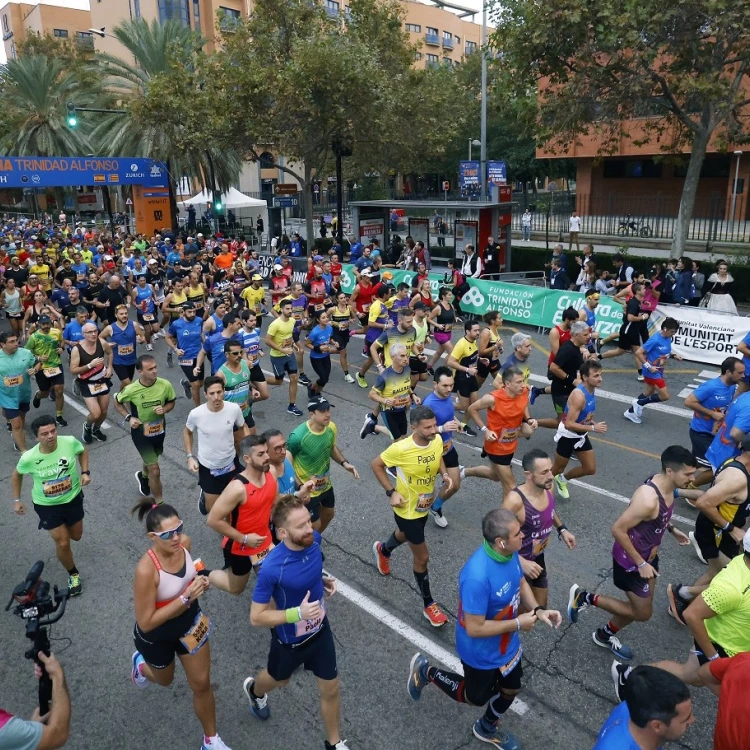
left=185, top=401, right=244, bottom=470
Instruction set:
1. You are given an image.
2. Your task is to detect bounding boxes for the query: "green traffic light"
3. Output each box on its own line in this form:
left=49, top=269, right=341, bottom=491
left=215, top=202, right=222, bottom=211
left=67, top=115, right=77, bottom=127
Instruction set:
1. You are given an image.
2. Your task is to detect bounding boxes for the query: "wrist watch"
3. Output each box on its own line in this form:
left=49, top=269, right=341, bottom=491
left=81, top=470, right=91, bottom=476
left=385, top=488, right=395, bottom=497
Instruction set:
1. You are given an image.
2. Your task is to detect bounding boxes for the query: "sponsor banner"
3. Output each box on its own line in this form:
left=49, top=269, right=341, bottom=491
left=647, top=305, right=750, bottom=366
left=257, top=255, right=310, bottom=284
left=359, top=218, right=384, bottom=247
left=459, top=160, right=480, bottom=189
left=487, top=160, right=507, bottom=186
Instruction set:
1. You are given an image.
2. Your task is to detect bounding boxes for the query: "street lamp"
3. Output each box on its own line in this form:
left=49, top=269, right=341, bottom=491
left=480, top=0, right=487, bottom=201
left=87, top=27, right=113, bottom=38
left=729, top=150, right=743, bottom=240
left=468, top=138, right=481, bottom=160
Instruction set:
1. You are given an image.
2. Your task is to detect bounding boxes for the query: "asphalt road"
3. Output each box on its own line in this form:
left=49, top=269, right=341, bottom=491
left=0, top=314, right=720, bottom=750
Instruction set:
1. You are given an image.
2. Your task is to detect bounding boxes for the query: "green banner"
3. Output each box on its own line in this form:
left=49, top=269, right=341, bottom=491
left=339, top=265, right=625, bottom=336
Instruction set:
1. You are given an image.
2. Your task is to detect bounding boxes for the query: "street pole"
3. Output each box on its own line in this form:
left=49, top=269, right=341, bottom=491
left=336, top=147, right=344, bottom=246
left=729, top=150, right=742, bottom=241
left=480, top=0, right=487, bottom=202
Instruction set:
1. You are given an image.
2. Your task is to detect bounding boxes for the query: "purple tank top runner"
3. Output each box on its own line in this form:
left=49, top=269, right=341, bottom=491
left=516, top=487, right=556, bottom=561
left=612, top=477, right=673, bottom=572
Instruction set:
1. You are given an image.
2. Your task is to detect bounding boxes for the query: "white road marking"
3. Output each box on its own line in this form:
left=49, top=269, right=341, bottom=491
left=334, top=579, right=529, bottom=716
left=699, top=370, right=716, bottom=379
left=63, top=394, right=111, bottom=429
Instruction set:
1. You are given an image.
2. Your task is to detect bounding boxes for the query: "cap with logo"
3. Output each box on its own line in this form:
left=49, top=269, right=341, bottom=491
left=307, top=397, right=334, bottom=412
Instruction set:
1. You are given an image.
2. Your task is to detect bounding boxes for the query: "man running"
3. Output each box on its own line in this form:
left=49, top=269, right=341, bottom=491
left=503, top=450, right=576, bottom=609
left=166, top=302, right=204, bottom=406
left=217, top=340, right=258, bottom=434
left=12, top=414, right=90, bottom=596
left=245, top=494, right=349, bottom=750
left=114, top=355, right=176, bottom=503
left=698, top=391, right=750, bottom=488
left=239, top=310, right=269, bottom=403
left=264, top=298, right=302, bottom=417
left=99, top=304, right=145, bottom=394
left=355, top=283, right=392, bottom=388
left=624, top=317, right=681, bottom=425
left=447, top=320, right=484, bottom=437
left=406, top=508, right=562, bottom=747
left=529, top=307, right=579, bottom=406
left=287, top=397, right=359, bottom=532
left=463, top=367, right=537, bottom=497
left=206, top=434, right=277, bottom=595
left=579, top=288, right=601, bottom=354
left=551, top=359, right=607, bottom=499
left=372, top=405, right=452, bottom=626
left=501, top=332, right=533, bottom=386
left=197, top=313, right=243, bottom=376
left=568, top=446, right=695, bottom=659
left=185, top=376, right=246, bottom=516
left=131, top=274, right=160, bottom=350
left=26, top=315, right=67, bottom=427
left=601, top=281, right=649, bottom=379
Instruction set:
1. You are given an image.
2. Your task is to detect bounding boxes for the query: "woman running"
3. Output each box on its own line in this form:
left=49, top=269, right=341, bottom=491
left=476, top=311, right=504, bottom=389
left=130, top=500, right=231, bottom=750
left=23, top=291, right=62, bottom=339
left=1, top=277, right=23, bottom=337
left=410, top=279, right=433, bottom=310
left=330, top=292, right=359, bottom=383
left=305, top=310, right=336, bottom=397
left=427, top=287, right=455, bottom=371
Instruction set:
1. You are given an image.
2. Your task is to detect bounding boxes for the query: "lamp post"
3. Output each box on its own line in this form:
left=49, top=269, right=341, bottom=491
left=480, top=0, right=487, bottom=201
left=729, top=150, right=743, bottom=241
left=468, top=138, right=481, bottom=161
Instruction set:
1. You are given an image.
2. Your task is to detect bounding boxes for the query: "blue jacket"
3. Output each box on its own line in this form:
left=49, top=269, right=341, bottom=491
left=673, top=269, right=694, bottom=304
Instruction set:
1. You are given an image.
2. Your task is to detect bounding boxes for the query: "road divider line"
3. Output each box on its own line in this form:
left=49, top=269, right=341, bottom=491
left=334, top=578, right=529, bottom=716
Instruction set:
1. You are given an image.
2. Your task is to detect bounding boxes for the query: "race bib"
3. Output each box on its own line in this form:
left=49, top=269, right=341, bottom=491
left=499, top=427, right=520, bottom=443
left=88, top=381, right=108, bottom=394
left=43, top=475, right=72, bottom=497
left=390, top=393, right=411, bottom=409
left=142, top=313, right=154, bottom=322
left=42, top=367, right=61, bottom=378
left=118, top=344, right=134, bottom=356
left=442, top=439, right=453, bottom=455
left=531, top=536, right=551, bottom=557
left=416, top=491, right=436, bottom=512
left=499, top=646, right=523, bottom=677
left=254, top=303, right=262, bottom=314
left=335, top=321, right=349, bottom=331
left=179, top=358, right=194, bottom=367
left=362, top=303, right=371, bottom=313
left=210, top=460, right=235, bottom=477
left=312, top=472, right=330, bottom=492
left=250, top=544, right=273, bottom=567
left=281, top=337, right=293, bottom=349
left=143, top=420, right=165, bottom=437
left=3, top=374, right=23, bottom=387
left=247, top=352, right=259, bottom=366
left=314, top=303, right=325, bottom=311
left=179, top=610, right=211, bottom=655
left=294, top=601, right=326, bottom=637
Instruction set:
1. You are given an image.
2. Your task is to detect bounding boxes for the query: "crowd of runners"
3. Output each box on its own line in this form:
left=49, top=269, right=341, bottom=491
left=0, top=217, right=747, bottom=750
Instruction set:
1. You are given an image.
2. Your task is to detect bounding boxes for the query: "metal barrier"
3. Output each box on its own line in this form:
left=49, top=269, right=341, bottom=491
left=480, top=270, right=549, bottom=288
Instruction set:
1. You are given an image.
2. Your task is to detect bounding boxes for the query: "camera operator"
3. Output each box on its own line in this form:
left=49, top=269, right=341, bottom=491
left=0, top=652, right=70, bottom=749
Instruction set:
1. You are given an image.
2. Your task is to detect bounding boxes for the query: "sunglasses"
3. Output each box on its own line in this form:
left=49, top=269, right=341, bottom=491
left=149, top=521, right=184, bottom=540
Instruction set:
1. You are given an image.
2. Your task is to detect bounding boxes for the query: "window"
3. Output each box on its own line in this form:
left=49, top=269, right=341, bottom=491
left=325, top=0, right=339, bottom=14
left=158, top=0, right=190, bottom=26
left=466, top=40, right=477, bottom=50
left=2, top=14, right=8, bottom=33
left=192, top=0, right=200, bottom=30
left=405, top=23, right=421, bottom=32
left=414, top=52, right=422, bottom=60
left=53, top=28, right=68, bottom=37
left=442, top=57, right=452, bottom=65
left=603, top=159, right=663, bottom=179
left=426, top=26, right=438, bottom=35
left=443, top=31, right=452, bottom=39
left=219, top=6, right=241, bottom=28
left=455, top=35, right=460, bottom=44
left=426, top=53, right=438, bottom=62
left=674, top=156, right=730, bottom=179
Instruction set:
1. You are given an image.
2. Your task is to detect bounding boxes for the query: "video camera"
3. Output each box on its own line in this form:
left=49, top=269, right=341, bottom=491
left=5, top=561, right=69, bottom=714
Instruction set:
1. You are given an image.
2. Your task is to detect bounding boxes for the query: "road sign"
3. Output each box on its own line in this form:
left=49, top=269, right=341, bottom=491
left=273, top=196, right=299, bottom=208
left=125, top=197, right=133, bottom=206
left=274, top=183, right=298, bottom=196
left=442, top=180, right=450, bottom=191
left=313, top=184, right=320, bottom=193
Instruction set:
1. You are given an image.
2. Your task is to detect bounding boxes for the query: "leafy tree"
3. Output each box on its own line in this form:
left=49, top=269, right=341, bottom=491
left=496, top=0, right=750, bottom=253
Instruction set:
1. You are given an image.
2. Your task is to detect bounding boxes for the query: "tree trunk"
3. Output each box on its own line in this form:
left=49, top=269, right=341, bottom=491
left=671, top=128, right=710, bottom=256
left=304, top=162, right=314, bottom=256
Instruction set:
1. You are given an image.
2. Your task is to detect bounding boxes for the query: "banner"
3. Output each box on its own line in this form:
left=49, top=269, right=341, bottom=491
left=487, top=161, right=507, bottom=186
left=459, top=161, right=480, bottom=189
left=454, top=220, right=477, bottom=258
left=359, top=217, right=384, bottom=246
left=647, top=305, right=750, bottom=366
left=408, top=217, right=429, bottom=250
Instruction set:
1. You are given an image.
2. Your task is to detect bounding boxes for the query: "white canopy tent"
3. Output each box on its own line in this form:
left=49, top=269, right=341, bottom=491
left=178, top=187, right=267, bottom=209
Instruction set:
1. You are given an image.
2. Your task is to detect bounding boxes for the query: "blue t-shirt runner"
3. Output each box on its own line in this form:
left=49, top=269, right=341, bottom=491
left=168, top=316, right=203, bottom=360
left=594, top=702, right=653, bottom=749
left=706, top=391, right=750, bottom=471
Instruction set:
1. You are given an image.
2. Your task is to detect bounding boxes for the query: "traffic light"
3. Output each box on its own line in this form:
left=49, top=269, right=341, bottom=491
left=66, top=102, right=77, bottom=128
left=213, top=190, right=223, bottom=212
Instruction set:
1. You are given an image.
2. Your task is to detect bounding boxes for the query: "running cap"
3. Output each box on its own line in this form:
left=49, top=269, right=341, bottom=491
left=307, top=397, right=334, bottom=412
left=251, top=273, right=262, bottom=281
left=744, top=527, right=750, bottom=553
left=313, top=254, right=324, bottom=262
left=147, top=259, right=158, bottom=265
left=182, top=301, right=196, bottom=310
left=360, top=269, right=374, bottom=277
left=273, top=263, right=283, bottom=271
left=38, top=315, right=52, bottom=324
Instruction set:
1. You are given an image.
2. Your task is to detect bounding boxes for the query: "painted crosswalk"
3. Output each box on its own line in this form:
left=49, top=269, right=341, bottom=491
left=678, top=369, right=720, bottom=399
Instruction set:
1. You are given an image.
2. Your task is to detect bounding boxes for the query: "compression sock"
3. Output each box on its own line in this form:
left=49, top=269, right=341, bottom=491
left=582, top=590, right=599, bottom=606
left=67, top=566, right=79, bottom=576
left=414, top=569, right=434, bottom=607
left=484, top=691, right=516, bottom=723
left=636, top=393, right=662, bottom=406
left=426, top=666, right=466, bottom=702
left=603, top=620, right=621, bottom=638
left=381, top=532, right=402, bottom=557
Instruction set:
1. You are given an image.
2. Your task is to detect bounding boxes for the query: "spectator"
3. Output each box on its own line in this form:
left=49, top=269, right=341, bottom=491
left=186, top=204, right=196, bottom=230
left=704, top=260, right=737, bottom=314
left=544, top=243, right=567, bottom=283
left=660, top=259, right=678, bottom=304
left=521, top=208, right=532, bottom=241
left=690, top=260, right=705, bottom=306
left=390, top=208, right=399, bottom=232
left=437, top=217, right=448, bottom=247
left=459, top=244, right=482, bottom=280
left=612, top=252, right=634, bottom=291
left=431, top=209, right=442, bottom=235
left=256, top=215, right=264, bottom=235
left=594, top=269, right=616, bottom=296
left=414, top=241, right=431, bottom=270
left=482, top=236, right=501, bottom=277
left=569, top=209, right=581, bottom=253
left=673, top=256, right=695, bottom=305
left=550, top=258, right=570, bottom=290
left=319, top=215, right=327, bottom=239
left=349, top=234, right=363, bottom=263
left=575, top=260, right=596, bottom=292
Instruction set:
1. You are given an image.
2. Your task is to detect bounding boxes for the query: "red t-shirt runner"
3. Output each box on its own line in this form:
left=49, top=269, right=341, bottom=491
left=709, top=651, right=750, bottom=750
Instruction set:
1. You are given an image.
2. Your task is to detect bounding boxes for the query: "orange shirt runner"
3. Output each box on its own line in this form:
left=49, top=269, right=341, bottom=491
left=485, top=388, right=529, bottom=456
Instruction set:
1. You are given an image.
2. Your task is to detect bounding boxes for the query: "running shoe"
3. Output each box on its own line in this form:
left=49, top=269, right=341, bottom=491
left=198, top=489, right=207, bottom=517
left=181, top=378, right=192, bottom=400
left=329, top=742, right=350, bottom=749
left=131, top=651, right=149, bottom=689
left=146, top=343, right=153, bottom=351
left=166, top=350, right=173, bottom=367
left=623, top=407, right=641, bottom=424
left=407, top=652, right=429, bottom=701
left=472, top=720, right=521, bottom=749
left=633, top=399, right=644, bottom=419
left=372, top=541, right=391, bottom=576
left=554, top=473, right=570, bottom=499
left=91, top=427, right=107, bottom=442
left=610, top=660, right=631, bottom=703
left=287, top=404, right=303, bottom=417
left=343, top=373, right=355, bottom=384
left=5, top=421, right=11, bottom=432
left=68, top=573, right=82, bottom=597
left=82, top=423, right=93, bottom=445
left=201, top=735, right=231, bottom=750
left=529, top=386, right=540, bottom=406
left=55, top=415, right=68, bottom=427
left=567, top=583, right=588, bottom=623
left=356, top=373, right=368, bottom=388
left=429, top=507, right=448, bottom=528
left=462, top=424, right=478, bottom=437
left=359, top=413, right=377, bottom=439
left=423, top=602, right=448, bottom=627
left=135, top=470, right=151, bottom=497
left=666, top=583, right=689, bottom=626
left=459, top=465, right=466, bottom=481
left=242, top=676, right=270, bottom=720
left=637, top=371, right=644, bottom=382
left=32, top=391, right=41, bottom=409
left=689, top=531, right=708, bottom=565
left=12, top=440, right=19, bottom=451
left=593, top=629, right=633, bottom=660
left=298, top=372, right=311, bottom=386
left=427, top=366, right=435, bottom=376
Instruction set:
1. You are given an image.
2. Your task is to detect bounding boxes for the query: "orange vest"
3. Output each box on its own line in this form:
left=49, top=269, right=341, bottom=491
left=485, top=388, right=529, bottom=456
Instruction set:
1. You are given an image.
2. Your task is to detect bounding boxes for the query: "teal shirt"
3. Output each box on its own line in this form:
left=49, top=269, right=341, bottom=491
left=0, top=348, right=35, bottom=409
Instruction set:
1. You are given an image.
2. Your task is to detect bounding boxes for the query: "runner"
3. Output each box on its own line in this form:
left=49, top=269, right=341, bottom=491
left=462, top=366, right=537, bottom=497
left=372, top=405, right=452, bottom=626
left=287, top=397, right=359, bottom=532
left=501, top=332, right=533, bottom=386
left=185, top=271, right=207, bottom=315
left=202, top=299, right=227, bottom=336
left=26, top=315, right=67, bottom=426
left=205, top=435, right=277, bottom=595
left=218, top=341, right=258, bottom=434
left=276, top=283, right=310, bottom=386
left=264, top=428, right=314, bottom=519
left=245, top=493, right=349, bottom=750
left=355, top=283, right=392, bottom=388
left=684, top=356, right=743, bottom=466
left=131, top=274, right=160, bottom=350
left=197, top=313, right=243, bottom=376
left=406, top=508, right=562, bottom=747
left=424, top=366, right=464, bottom=528
left=166, top=303, right=204, bottom=406
left=528, top=307, right=579, bottom=406
left=349, top=267, right=379, bottom=339
left=185, top=376, right=246, bottom=516
left=305, top=311, right=337, bottom=398
left=130, top=501, right=231, bottom=750
left=114, top=355, right=176, bottom=504
left=329, top=292, right=358, bottom=383
left=551, top=359, right=607, bottom=498
left=161, top=278, right=188, bottom=365
left=238, top=310, right=269, bottom=403
left=410, top=301, right=432, bottom=386
left=267, top=263, right=290, bottom=309
left=0, top=277, right=23, bottom=338
left=624, top=317, right=681, bottom=425
left=601, top=282, right=650, bottom=380
left=426, top=287, right=456, bottom=372
left=387, top=282, right=412, bottom=327
left=99, top=304, right=145, bottom=393
left=12, top=414, right=90, bottom=596
left=502, top=449, right=576, bottom=608
left=567, top=446, right=696, bottom=659
left=70, top=322, right=114, bottom=445
left=475, top=311, right=504, bottom=390
left=446, top=320, right=484, bottom=437
left=264, top=299, right=302, bottom=417
left=240, top=273, right=266, bottom=318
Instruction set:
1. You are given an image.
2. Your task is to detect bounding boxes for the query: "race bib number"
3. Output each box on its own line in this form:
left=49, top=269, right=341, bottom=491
left=416, top=491, right=436, bottom=512
left=250, top=544, right=274, bottom=567
left=312, top=472, right=330, bottom=492
left=142, top=313, right=154, bottom=322
left=88, top=381, right=108, bottom=394
left=254, top=303, right=262, bottom=314
left=362, top=303, right=371, bottom=313
left=712, top=408, right=727, bottom=435
left=210, top=460, right=235, bottom=477
left=143, top=420, right=165, bottom=437
left=499, top=427, right=520, bottom=443
left=42, top=476, right=72, bottom=497
left=179, top=358, right=194, bottom=368
left=531, top=536, right=551, bottom=557
left=3, top=374, right=23, bottom=387
left=118, top=344, right=134, bottom=356
left=281, top=337, right=293, bottom=349
left=294, top=601, right=326, bottom=637
left=499, top=646, right=522, bottom=677
left=42, top=367, right=61, bottom=378
left=390, top=393, right=411, bottom=409
left=442, top=439, right=453, bottom=455
left=335, top=321, right=349, bottom=331
left=247, top=352, right=259, bottom=366
left=179, top=611, right=212, bottom=655
left=314, top=303, right=325, bottom=311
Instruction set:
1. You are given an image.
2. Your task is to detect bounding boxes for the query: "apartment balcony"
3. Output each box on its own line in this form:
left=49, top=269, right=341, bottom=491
left=424, top=33, right=440, bottom=46
left=465, top=44, right=477, bottom=55
left=442, top=37, right=453, bottom=50
left=426, top=60, right=439, bottom=69
left=325, top=6, right=339, bottom=17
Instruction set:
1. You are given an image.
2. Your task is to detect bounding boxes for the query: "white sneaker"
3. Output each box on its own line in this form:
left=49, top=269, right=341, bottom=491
left=201, top=736, right=231, bottom=750
left=146, top=343, right=153, bottom=351
left=623, top=408, right=641, bottom=424
left=429, top=508, right=448, bottom=528
left=689, top=531, right=708, bottom=565
left=632, top=399, right=644, bottom=418
left=344, top=373, right=355, bottom=383
left=331, top=742, right=350, bottom=749
left=459, top=465, right=466, bottom=481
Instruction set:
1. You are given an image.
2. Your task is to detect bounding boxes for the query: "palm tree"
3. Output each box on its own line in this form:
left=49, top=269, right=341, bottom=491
left=90, top=18, right=243, bottom=228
